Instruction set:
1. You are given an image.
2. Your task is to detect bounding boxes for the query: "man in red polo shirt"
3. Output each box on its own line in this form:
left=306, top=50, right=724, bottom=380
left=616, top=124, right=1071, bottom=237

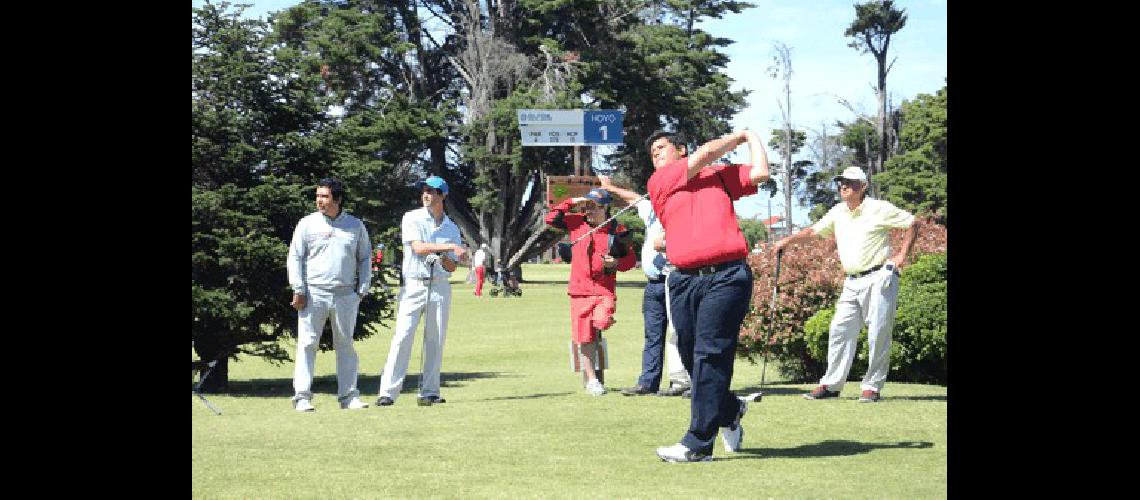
left=646, top=129, right=770, bottom=463
left=545, top=188, right=637, bottom=396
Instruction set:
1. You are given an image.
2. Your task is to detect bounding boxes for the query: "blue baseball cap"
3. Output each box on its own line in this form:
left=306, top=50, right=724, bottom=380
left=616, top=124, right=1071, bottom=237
left=415, top=175, right=449, bottom=195
left=584, top=188, right=612, bottom=206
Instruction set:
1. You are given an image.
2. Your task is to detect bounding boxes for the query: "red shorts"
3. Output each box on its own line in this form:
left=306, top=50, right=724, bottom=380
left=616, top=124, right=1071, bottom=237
left=569, top=295, right=616, bottom=344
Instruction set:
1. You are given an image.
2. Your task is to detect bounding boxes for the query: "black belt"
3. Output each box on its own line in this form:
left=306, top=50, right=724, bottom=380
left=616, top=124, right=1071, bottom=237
left=646, top=275, right=666, bottom=284
left=846, top=264, right=883, bottom=279
left=675, top=259, right=745, bottom=276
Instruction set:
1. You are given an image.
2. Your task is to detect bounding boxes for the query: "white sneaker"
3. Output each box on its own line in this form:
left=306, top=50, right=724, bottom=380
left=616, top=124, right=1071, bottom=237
left=585, top=380, right=606, bottom=396
left=720, top=399, right=748, bottom=452
left=339, top=397, right=369, bottom=410
left=294, top=398, right=315, bottom=412
left=656, top=443, right=712, bottom=463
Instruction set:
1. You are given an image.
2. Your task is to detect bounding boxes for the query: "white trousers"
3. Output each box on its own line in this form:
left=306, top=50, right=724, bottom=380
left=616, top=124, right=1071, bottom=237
left=378, top=278, right=452, bottom=400
left=819, top=267, right=901, bottom=393
left=293, top=287, right=362, bottom=402
left=663, top=274, right=691, bottom=387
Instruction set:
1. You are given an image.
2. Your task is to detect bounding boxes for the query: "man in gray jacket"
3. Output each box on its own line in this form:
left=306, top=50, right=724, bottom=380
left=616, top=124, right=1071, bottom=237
left=287, top=178, right=372, bottom=412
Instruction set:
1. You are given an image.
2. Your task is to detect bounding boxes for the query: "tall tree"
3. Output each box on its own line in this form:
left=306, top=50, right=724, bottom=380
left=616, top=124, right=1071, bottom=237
left=433, top=0, right=575, bottom=275
left=599, top=0, right=753, bottom=191
left=875, top=85, right=947, bottom=222
left=767, top=41, right=798, bottom=236
left=193, top=1, right=319, bottom=390
left=801, top=122, right=842, bottom=222
left=270, top=0, right=458, bottom=251
left=259, top=0, right=753, bottom=279
left=436, top=0, right=753, bottom=274
left=808, top=115, right=877, bottom=222
left=192, top=1, right=399, bottom=390
left=845, top=0, right=907, bottom=199
left=765, top=128, right=812, bottom=235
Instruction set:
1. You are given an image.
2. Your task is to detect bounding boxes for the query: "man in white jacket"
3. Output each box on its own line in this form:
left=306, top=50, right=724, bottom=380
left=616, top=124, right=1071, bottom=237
left=286, top=178, right=373, bottom=412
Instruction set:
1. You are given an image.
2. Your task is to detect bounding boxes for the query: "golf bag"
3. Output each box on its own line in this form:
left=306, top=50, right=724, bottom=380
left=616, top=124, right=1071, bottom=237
left=556, top=242, right=573, bottom=263
left=489, top=268, right=522, bottom=297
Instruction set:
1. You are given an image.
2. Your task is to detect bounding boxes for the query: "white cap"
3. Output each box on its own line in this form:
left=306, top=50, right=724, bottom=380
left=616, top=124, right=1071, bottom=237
left=834, top=166, right=868, bottom=182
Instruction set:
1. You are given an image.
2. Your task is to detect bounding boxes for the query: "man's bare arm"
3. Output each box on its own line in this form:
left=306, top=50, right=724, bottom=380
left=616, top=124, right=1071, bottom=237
left=597, top=176, right=642, bottom=204
left=889, top=218, right=921, bottom=269
left=686, top=131, right=747, bottom=180
left=743, top=130, right=770, bottom=185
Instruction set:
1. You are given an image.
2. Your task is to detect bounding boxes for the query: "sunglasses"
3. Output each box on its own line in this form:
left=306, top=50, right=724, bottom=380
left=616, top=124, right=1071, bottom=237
left=835, top=180, right=863, bottom=189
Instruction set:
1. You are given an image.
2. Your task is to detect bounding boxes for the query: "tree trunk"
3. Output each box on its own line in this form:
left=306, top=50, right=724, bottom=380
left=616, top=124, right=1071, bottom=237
left=874, top=51, right=888, bottom=199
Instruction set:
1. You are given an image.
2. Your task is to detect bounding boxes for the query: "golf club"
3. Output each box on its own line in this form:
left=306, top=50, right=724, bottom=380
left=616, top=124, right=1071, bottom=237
left=417, top=253, right=439, bottom=406
left=193, top=359, right=223, bottom=415
left=743, top=248, right=783, bottom=403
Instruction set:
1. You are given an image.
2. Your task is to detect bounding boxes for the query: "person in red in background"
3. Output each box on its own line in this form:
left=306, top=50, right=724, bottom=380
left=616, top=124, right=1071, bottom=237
left=372, top=243, right=384, bottom=272
left=472, top=244, right=489, bottom=297
left=544, top=188, right=636, bottom=396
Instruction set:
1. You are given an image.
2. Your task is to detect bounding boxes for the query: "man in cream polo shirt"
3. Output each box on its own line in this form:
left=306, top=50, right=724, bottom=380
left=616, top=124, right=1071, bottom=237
left=772, top=166, right=920, bottom=403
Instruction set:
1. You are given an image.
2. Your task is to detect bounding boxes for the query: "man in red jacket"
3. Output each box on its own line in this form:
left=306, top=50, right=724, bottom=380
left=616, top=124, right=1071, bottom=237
left=545, top=188, right=637, bottom=396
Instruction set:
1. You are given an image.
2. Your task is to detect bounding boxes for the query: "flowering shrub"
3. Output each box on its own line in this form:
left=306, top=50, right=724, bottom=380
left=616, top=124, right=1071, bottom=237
left=739, top=217, right=946, bottom=382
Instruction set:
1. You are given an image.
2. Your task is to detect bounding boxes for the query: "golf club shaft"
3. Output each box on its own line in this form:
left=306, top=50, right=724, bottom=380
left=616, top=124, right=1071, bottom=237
left=759, top=249, right=783, bottom=388
left=196, top=392, right=223, bottom=415
left=418, top=262, right=435, bottom=398
left=567, top=193, right=649, bottom=246
left=194, top=360, right=223, bottom=415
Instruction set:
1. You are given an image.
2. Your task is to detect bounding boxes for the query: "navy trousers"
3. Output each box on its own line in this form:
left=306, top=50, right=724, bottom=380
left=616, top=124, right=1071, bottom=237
left=667, top=260, right=753, bottom=454
left=636, top=279, right=669, bottom=391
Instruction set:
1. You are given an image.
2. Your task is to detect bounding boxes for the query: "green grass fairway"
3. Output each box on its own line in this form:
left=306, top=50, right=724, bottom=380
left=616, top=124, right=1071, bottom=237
left=193, top=264, right=946, bottom=499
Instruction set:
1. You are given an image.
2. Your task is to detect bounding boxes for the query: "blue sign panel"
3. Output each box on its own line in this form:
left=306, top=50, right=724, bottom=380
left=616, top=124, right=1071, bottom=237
left=583, top=110, right=624, bottom=145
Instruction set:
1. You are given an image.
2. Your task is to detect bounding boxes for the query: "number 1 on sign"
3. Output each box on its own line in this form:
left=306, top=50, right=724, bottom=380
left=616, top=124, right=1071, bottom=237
left=599, top=126, right=607, bottom=141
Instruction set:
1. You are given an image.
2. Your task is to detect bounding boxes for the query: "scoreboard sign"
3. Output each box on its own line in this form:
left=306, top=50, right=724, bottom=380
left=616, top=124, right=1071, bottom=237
left=545, top=175, right=629, bottom=208
left=518, top=109, right=623, bottom=146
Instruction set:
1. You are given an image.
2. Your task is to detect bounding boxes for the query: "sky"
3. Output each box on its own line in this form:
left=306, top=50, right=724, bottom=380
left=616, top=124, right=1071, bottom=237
left=194, top=0, right=946, bottom=226
left=701, top=0, right=947, bottom=226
